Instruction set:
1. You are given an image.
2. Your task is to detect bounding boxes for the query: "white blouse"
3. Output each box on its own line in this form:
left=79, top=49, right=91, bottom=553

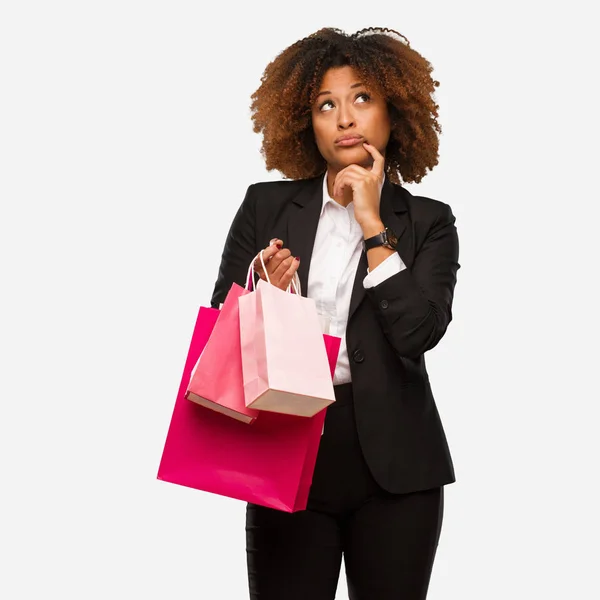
left=307, top=173, right=406, bottom=385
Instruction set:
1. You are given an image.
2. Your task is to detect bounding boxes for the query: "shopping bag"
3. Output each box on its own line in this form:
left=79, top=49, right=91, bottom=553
left=238, top=251, right=336, bottom=417
left=185, top=255, right=300, bottom=423
left=186, top=282, right=259, bottom=424
left=156, top=304, right=341, bottom=512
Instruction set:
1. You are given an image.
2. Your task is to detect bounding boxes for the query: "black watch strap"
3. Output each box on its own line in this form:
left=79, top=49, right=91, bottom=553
left=363, top=227, right=398, bottom=251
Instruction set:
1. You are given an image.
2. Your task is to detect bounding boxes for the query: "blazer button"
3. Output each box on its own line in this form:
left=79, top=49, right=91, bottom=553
left=380, top=299, right=389, bottom=309
left=353, top=350, right=365, bottom=363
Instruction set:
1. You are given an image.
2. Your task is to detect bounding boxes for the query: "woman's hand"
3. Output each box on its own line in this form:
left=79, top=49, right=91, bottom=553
left=332, top=142, right=385, bottom=228
left=253, top=238, right=300, bottom=291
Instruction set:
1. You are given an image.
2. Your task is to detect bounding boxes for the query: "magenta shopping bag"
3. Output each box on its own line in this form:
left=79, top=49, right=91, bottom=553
left=156, top=301, right=341, bottom=512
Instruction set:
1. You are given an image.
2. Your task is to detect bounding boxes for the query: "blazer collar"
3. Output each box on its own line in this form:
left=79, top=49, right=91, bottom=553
left=291, top=172, right=407, bottom=212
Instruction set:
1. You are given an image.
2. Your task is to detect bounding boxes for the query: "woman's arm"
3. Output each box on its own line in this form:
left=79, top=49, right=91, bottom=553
left=209, top=185, right=257, bottom=309
left=364, top=202, right=460, bottom=359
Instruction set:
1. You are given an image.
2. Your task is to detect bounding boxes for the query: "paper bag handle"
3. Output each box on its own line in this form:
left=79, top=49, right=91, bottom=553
left=245, top=249, right=301, bottom=296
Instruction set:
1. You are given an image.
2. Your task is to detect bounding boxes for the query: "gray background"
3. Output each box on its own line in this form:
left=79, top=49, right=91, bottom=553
left=1, top=1, right=598, bottom=598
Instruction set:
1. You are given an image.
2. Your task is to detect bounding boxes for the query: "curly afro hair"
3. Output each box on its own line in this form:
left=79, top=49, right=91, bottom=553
left=250, top=27, right=442, bottom=185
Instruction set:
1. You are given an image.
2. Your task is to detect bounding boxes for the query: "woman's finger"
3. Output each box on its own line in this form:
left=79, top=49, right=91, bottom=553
left=333, top=170, right=362, bottom=198
left=337, top=164, right=370, bottom=177
left=362, top=142, right=385, bottom=181
left=279, top=256, right=300, bottom=291
left=254, top=243, right=283, bottom=273
left=268, top=248, right=292, bottom=273
left=270, top=255, right=294, bottom=282
left=256, top=247, right=291, bottom=281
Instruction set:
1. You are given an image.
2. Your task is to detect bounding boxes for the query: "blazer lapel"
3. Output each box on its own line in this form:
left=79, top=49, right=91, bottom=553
left=347, top=177, right=412, bottom=322
left=285, top=176, right=324, bottom=298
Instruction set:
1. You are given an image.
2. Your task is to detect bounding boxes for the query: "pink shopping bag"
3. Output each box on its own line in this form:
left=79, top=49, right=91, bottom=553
left=239, top=276, right=336, bottom=417
left=157, top=301, right=341, bottom=512
left=186, top=283, right=259, bottom=424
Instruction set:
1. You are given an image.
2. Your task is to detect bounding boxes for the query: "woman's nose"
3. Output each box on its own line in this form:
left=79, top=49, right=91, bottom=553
left=337, top=105, right=355, bottom=129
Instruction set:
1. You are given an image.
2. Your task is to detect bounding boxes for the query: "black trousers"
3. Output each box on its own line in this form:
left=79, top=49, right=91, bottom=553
left=246, top=383, right=444, bottom=600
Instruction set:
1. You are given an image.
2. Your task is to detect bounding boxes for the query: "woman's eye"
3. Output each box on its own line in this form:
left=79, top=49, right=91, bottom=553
left=318, top=93, right=370, bottom=112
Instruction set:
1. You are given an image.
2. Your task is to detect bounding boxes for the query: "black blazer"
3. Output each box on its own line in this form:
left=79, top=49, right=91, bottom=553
left=210, top=174, right=460, bottom=494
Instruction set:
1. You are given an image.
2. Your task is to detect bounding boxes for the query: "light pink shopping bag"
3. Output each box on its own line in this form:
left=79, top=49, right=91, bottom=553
left=186, top=283, right=259, bottom=424
left=157, top=302, right=341, bottom=512
left=239, top=277, right=336, bottom=417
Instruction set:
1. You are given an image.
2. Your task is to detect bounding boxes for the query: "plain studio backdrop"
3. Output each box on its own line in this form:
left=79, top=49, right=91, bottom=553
left=1, top=1, right=598, bottom=598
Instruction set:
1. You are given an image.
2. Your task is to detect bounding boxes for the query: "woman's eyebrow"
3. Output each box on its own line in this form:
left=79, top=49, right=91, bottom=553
left=316, top=83, right=364, bottom=98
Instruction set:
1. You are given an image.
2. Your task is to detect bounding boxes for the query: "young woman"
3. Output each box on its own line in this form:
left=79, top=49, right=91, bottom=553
left=210, top=26, right=460, bottom=600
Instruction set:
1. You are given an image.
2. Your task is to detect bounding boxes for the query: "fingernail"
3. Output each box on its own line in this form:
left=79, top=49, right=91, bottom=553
left=295, top=256, right=300, bottom=261
left=276, top=243, right=283, bottom=249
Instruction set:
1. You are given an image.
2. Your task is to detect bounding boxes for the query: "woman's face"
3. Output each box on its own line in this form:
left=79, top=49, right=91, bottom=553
left=311, top=65, right=391, bottom=173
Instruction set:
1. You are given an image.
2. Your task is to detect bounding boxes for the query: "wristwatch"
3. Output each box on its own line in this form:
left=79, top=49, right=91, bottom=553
left=363, top=226, right=399, bottom=252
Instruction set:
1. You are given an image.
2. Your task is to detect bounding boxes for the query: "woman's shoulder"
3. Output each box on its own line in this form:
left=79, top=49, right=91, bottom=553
left=398, top=184, right=456, bottom=222
left=246, top=176, right=322, bottom=206
left=249, top=176, right=320, bottom=192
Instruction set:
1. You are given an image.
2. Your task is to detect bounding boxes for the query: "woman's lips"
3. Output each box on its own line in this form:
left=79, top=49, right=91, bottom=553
left=335, top=137, right=366, bottom=147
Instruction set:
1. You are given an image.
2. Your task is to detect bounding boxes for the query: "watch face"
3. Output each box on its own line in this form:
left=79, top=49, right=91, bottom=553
left=385, top=228, right=398, bottom=248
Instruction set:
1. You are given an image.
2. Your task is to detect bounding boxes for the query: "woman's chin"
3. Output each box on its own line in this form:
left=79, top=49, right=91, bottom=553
left=334, top=146, right=370, bottom=166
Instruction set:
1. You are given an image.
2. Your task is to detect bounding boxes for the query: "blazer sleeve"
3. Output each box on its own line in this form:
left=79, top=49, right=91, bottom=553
left=209, top=184, right=258, bottom=309
left=364, top=202, right=460, bottom=359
